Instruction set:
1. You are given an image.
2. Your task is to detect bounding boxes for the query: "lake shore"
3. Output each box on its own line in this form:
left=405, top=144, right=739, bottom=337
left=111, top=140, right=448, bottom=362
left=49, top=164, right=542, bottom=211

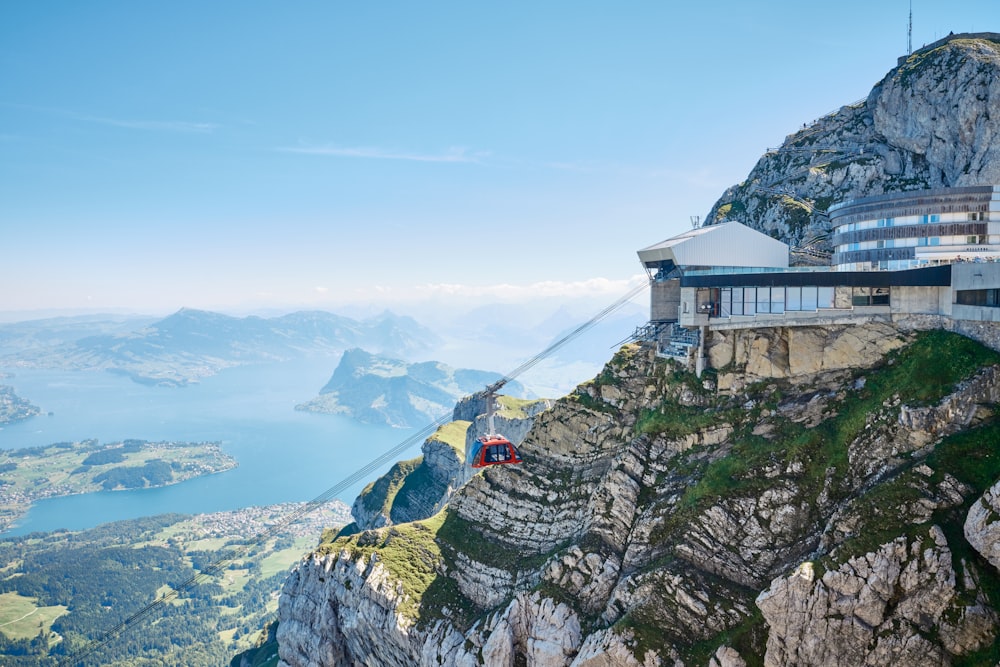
left=0, top=439, right=237, bottom=534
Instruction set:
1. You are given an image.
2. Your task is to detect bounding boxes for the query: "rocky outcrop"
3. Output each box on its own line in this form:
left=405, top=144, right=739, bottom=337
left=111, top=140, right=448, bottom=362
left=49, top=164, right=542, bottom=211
left=758, top=527, right=997, bottom=666
left=705, top=34, right=1000, bottom=254
left=706, top=322, right=907, bottom=389
left=966, top=479, right=1000, bottom=571
left=277, top=326, right=1000, bottom=666
left=347, top=394, right=551, bottom=533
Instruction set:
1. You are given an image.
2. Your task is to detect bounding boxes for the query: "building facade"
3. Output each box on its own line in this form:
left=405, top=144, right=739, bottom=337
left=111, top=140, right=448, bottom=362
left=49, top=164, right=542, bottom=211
left=830, top=185, right=1000, bottom=271
left=638, top=219, right=1000, bottom=374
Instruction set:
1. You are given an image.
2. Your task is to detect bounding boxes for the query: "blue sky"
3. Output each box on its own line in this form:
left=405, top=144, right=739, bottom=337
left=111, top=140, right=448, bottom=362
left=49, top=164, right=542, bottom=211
left=2, top=1, right=996, bottom=318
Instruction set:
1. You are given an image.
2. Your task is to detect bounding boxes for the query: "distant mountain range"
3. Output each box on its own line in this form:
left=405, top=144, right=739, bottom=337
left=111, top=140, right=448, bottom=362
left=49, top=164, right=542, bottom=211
left=295, top=348, right=524, bottom=428
left=0, top=309, right=440, bottom=386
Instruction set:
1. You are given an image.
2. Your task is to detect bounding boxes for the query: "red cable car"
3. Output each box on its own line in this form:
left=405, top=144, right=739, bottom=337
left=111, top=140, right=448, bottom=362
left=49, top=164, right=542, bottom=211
left=466, top=380, right=524, bottom=469
left=467, top=435, right=522, bottom=468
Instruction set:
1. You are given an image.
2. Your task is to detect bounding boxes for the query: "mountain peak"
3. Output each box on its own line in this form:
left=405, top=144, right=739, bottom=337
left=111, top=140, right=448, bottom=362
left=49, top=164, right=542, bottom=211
left=705, top=31, right=1000, bottom=253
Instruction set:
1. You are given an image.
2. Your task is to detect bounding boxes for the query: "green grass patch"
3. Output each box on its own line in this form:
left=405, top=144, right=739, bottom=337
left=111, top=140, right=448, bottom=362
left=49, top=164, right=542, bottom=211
left=319, top=511, right=449, bottom=621
left=635, top=403, right=729, bottom=440
left=0, top=592, right=68, bottom=641
left=927, top=420, right=1000, bottom=493
left=257, top=536, right=315, bottom=579
left=866, top=330, right=1000, bottom=406
left=820, top=470, right=928, bottom=566
left=359, top=456, right=422, bottom=514
left=435, top=512, right=553, bottom=573
left=680, top=608, right=767, bottom=667
left=429, top=420, right=471, bottom=456
left=497, top=396, right=545, bottom=420
left=664, top=331, right=998, bottom=541
left=614, top=608, right=669, bottom=665
left=218, top=568, right=252, bottom=593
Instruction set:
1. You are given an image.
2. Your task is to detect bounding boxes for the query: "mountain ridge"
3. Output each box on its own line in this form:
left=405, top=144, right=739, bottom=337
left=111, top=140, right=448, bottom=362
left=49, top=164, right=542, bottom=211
left=705, top=33, right=1000, bottom=257
left=296, top=348, right=526, bottom=428
left=2, top=308, right=440, bottom=386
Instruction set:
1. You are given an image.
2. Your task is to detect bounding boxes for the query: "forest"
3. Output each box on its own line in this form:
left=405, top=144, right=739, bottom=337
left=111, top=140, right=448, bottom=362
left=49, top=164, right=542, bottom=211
left=0, top=503, right=348, bottom=666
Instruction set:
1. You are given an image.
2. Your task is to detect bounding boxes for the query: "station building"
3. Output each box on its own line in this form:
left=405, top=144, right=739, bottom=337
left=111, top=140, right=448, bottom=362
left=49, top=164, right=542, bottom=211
left=637, top=195, right=1000, bottom=373
left=830, top=185, right=1000, bottom=270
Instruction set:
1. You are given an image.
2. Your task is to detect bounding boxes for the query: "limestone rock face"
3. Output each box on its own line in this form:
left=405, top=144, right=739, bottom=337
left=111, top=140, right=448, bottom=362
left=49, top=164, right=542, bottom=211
left=873, top=37, right=1000, bottom=187
left=966, top=479, right=1000, bottom=571
left=349, top=433, right=470, bottom=532
left=704, top=35, right=1000, bottom=253
left=707, top=322, right=906, bottom=387
left=350, top=395, right=549, bottom=532
left=277, top=327, right=1000, bottom=667
left=757, top=528, right=997, bottom=666
left=277, top=551, right=414, bottom=667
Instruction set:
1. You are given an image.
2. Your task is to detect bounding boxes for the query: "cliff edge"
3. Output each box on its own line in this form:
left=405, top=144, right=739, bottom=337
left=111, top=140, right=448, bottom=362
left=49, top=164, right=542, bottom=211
left=276, top=325, right=1000, bottom=665
left=705, top=34, right=1000, bottom=256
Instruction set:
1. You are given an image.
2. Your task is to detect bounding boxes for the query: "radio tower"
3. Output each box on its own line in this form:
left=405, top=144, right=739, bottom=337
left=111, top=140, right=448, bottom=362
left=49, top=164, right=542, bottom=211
left=908, top=0, right=913, bottom=54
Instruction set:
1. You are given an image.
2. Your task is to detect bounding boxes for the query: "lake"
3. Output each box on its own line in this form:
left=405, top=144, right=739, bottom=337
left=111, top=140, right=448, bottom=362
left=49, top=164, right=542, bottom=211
left=0, top=359, right=417, bottom=537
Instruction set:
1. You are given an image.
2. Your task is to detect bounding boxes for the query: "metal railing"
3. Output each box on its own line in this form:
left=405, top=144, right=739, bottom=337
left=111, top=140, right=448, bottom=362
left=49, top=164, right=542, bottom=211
left=634, top=322, right=700, bottom=360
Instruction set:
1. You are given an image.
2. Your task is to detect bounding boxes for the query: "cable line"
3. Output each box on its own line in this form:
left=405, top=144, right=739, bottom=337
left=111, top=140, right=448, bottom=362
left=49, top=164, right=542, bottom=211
left=58, top=277, right=648, bottom=666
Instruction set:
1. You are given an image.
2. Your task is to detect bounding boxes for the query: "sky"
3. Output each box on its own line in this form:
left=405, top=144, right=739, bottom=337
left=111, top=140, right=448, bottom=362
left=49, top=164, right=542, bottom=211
left=2, top=1, right=997, bottom=320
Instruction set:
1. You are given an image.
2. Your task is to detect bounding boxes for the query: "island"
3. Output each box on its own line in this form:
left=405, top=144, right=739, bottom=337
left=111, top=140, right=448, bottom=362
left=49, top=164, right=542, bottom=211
left=0, top=438, right=237, bottom=532
left=0, top=385, right=43, bottom=425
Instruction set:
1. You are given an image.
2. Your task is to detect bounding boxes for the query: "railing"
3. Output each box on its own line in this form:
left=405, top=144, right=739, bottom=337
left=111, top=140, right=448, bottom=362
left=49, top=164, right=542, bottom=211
left=633, top=322, right=701, bottom=361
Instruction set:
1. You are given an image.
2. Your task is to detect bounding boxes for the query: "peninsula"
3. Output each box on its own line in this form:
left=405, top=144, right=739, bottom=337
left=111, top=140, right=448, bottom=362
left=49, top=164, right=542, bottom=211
left=0, top=439, right=237, bottom=533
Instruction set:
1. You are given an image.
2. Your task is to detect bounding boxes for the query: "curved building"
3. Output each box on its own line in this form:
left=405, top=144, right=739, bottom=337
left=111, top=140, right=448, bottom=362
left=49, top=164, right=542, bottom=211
left=830, top=185, right=1000, bottom=270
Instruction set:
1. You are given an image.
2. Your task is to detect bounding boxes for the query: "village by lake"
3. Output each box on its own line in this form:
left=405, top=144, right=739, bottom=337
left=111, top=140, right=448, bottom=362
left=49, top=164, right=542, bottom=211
left=0, top=360, right=415, bottom=536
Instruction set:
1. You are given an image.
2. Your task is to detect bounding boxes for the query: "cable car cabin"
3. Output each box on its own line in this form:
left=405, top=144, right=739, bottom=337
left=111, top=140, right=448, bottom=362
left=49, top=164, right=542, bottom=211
left=467, top=435, right=522, bottom=469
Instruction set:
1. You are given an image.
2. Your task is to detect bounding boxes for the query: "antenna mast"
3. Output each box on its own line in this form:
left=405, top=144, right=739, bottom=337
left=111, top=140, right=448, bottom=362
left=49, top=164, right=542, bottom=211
left=908, top=0, right=913, bottom=54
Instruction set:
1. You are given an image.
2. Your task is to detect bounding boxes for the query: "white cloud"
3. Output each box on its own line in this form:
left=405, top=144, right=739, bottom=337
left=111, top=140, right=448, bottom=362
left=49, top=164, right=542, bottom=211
left=0, top=103, right=218, bottom=133
left=74, top=114, right=218, bottom=133
left=280, top=143, right=488, bottom=163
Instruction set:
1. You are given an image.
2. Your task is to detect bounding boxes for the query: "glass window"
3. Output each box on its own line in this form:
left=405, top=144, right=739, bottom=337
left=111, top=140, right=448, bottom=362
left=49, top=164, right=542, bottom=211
left=743, top=288, right=756, bottom=316
left=818, top=286, right=834, bottom=308
left=757, top=287, right=770, bottom=314
left=732, top=287, right=744, bottom=315
left=720, top=288, right=732, bottom=318
left=930, top=237, right=940, bottom=246
left=802, top=286, right=818, bottom=310
left=787, top=287, right=801, bottom=311
left=770, top=287, right=785, bottom=314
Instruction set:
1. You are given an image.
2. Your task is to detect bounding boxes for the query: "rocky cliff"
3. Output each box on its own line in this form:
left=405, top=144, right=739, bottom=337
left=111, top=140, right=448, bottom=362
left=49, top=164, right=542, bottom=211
left=705, top=34, right=1000, bottom=256
left=275, top=325, right=1000, bottom=665
left=344, top=394, right=553, bottom=534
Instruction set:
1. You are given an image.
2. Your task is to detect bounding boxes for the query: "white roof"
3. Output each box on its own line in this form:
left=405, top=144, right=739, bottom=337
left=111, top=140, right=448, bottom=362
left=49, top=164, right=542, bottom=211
left=637, top=221, right=789, bottom=269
